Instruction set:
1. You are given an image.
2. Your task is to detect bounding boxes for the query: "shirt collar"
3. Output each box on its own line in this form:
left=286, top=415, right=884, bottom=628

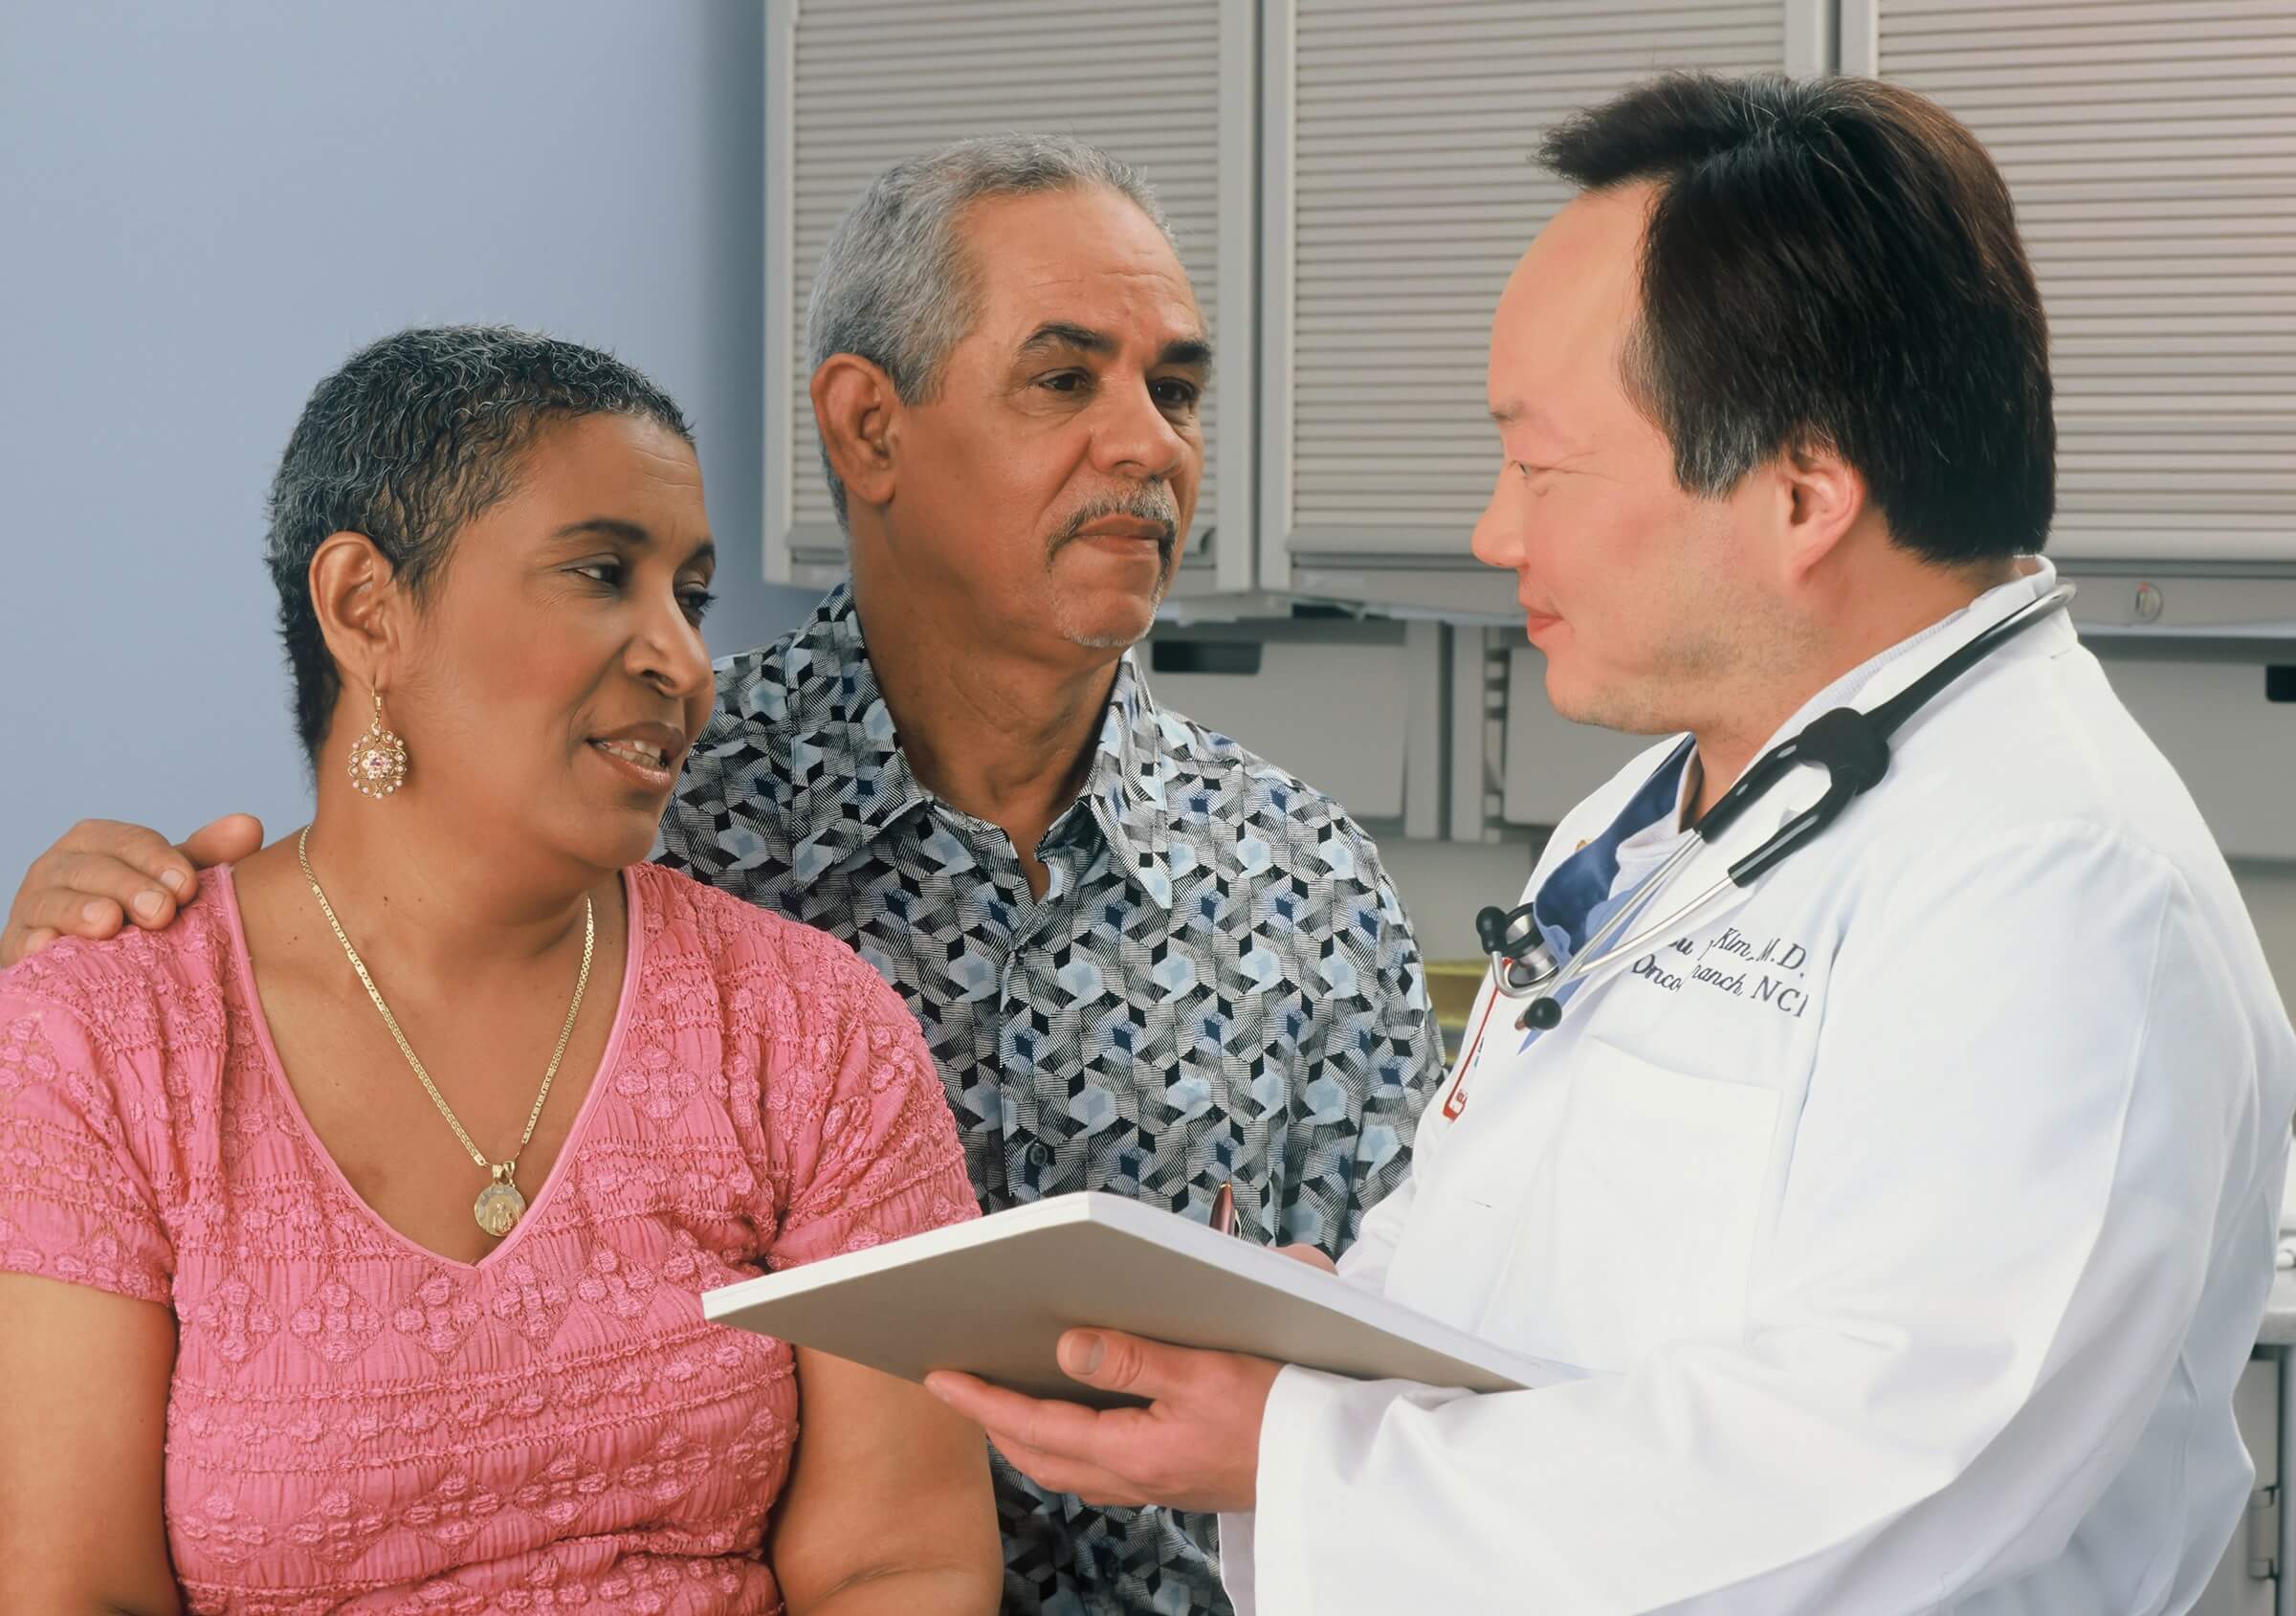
left=1066, top=651, right=1178, bottom=909
left=770, top=583, right=931, bottom=886
left=769, top=580, right=1176, bottom=908
left=1532, top=737, right=1694, bottom=955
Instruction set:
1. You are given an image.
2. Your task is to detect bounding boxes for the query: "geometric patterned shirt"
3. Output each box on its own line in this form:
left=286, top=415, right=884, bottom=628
left=657, top=581, right=1446, bottom=1616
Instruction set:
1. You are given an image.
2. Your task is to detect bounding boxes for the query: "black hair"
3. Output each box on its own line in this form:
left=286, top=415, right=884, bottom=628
left=1539, top=73, right=2054, bottom=564
left=264, top=324, right=694, bottom=760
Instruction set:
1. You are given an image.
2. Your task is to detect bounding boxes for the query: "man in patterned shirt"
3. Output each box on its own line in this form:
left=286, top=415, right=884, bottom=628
left=1, top=136, right=1446, bottom=1615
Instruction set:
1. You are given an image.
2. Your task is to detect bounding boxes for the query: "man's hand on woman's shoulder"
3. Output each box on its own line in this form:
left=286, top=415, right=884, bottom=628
left=1, top=813, right=263, bottom=968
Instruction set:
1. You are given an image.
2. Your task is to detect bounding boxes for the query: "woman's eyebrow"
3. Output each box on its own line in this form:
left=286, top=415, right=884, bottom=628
left=552, top=518, right=653, bottom=546
left=550, top=520, right=716, bottom=567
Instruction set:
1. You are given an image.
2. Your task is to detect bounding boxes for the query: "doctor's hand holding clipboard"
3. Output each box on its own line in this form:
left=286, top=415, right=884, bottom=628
left=926, top=1183, right=1328, bottom=1516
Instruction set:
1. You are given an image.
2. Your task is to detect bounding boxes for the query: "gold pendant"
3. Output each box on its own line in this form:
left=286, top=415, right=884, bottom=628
left=474, top=1165, right=525, bottom=1237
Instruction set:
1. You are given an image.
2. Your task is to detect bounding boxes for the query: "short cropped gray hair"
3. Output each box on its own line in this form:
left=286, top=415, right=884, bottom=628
left=805, top=133, right=1177, bottom=526
left=266, top=325, right=691, bottom=761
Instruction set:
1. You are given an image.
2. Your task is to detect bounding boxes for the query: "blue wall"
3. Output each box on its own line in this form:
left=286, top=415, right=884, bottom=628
left=0, top=2, right=818, bottom=874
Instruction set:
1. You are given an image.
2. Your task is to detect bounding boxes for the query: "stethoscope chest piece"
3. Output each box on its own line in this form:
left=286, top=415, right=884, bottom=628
left=1477, top=903, right=1557, bottom=992
left=1476, top=903, right=1569, bottom=1030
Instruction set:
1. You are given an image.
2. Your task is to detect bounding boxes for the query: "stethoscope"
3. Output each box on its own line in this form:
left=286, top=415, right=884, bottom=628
left=1475, top=585, right=2074, bottom=1033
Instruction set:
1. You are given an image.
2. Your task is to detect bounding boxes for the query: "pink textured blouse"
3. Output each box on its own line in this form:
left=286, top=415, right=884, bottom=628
left=0, top=861, right=978, bottom=1615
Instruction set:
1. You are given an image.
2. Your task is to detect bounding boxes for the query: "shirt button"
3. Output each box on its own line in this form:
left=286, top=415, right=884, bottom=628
left=1026, top=1141, right=1052, bottom=1169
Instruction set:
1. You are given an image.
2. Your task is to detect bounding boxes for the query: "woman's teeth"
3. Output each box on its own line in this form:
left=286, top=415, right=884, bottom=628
left=595, top=740, right=668, bottom=769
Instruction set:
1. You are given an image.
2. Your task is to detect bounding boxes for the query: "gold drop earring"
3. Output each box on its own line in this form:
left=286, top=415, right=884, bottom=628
left=348, top=689, right=409, bottom=798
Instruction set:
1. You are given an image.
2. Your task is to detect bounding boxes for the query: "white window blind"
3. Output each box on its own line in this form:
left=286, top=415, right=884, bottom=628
left=1276, top=0, right=1795, bottom=575
left=1872, top=0, right=2296, bottom=564
left=772, top=0, right=1238, bottom=585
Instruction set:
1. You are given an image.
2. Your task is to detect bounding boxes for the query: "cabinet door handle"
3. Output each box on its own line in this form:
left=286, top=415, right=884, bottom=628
left=2248, top=1482, right=2280, bottom=1581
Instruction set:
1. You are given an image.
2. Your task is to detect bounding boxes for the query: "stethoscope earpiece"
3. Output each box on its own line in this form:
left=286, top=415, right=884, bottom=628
left=1473, top=905, right=1518, bottom=957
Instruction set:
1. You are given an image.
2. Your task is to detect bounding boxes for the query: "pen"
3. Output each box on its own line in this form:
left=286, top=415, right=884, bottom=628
left=1211, top=1182, right=1239, bottom=1239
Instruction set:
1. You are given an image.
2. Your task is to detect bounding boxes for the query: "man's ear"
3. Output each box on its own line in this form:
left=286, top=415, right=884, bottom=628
left=308, top=533, right=403, bottom=704
left=1777, top=438, right=1869, bottom=585
left=810, top=355, right=901, bottom=513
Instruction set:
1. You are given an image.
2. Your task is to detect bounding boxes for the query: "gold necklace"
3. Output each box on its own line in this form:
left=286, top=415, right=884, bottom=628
left=297, top=827, right=595, bottom=1238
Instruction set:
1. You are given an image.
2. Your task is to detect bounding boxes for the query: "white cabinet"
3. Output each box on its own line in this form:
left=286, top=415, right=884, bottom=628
left=767, top=1, right=2295, bottom=609
left=764, top=0, right=1828, bottom=611
left=1851, top=0, right=2296, bottom=567
left=1259, top=0, right=1826, bottom=613
left=1138, top=618, right=1446, bottom=837
left=2092, top=650, right=2296, bottom=863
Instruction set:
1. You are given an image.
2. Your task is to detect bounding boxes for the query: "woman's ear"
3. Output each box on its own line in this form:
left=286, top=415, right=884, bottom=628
left=308, top=532, right=403, bottom=699
left=809, top=355, right=902, bottom=516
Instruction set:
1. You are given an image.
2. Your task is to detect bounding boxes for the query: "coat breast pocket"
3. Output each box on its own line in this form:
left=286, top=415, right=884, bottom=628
left=1481, top=1037, right=1781, bottom=1374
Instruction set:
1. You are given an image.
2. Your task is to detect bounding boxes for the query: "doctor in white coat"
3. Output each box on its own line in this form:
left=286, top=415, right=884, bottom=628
left=927, top=72, right=2296, bottom=1614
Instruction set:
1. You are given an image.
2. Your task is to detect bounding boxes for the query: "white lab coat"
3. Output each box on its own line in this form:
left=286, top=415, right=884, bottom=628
left=1222, top=561, right=2296, bottom=1614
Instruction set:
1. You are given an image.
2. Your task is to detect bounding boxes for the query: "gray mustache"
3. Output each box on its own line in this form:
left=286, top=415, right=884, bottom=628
left=1051, top=489, right=1181, bottom=550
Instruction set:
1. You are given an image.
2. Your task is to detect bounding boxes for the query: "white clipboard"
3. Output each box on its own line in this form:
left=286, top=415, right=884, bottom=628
left=701, top=1191, right=1577, bottom=1408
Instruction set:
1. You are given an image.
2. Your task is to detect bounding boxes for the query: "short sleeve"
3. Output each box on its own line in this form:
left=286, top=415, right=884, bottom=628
left=762, top=946, right=978, bottom=1271
left=0, top=990, right=173, bottom=1303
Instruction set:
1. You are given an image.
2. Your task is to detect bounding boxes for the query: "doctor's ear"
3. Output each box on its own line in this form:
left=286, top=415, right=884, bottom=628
left=1773, top=438, right=1869, bottom=580
left=810, top=354, right=900, bottom=513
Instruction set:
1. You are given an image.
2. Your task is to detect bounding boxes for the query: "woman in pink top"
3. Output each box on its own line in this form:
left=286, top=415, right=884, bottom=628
left=0, top=328, right=1000, bottom=1614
